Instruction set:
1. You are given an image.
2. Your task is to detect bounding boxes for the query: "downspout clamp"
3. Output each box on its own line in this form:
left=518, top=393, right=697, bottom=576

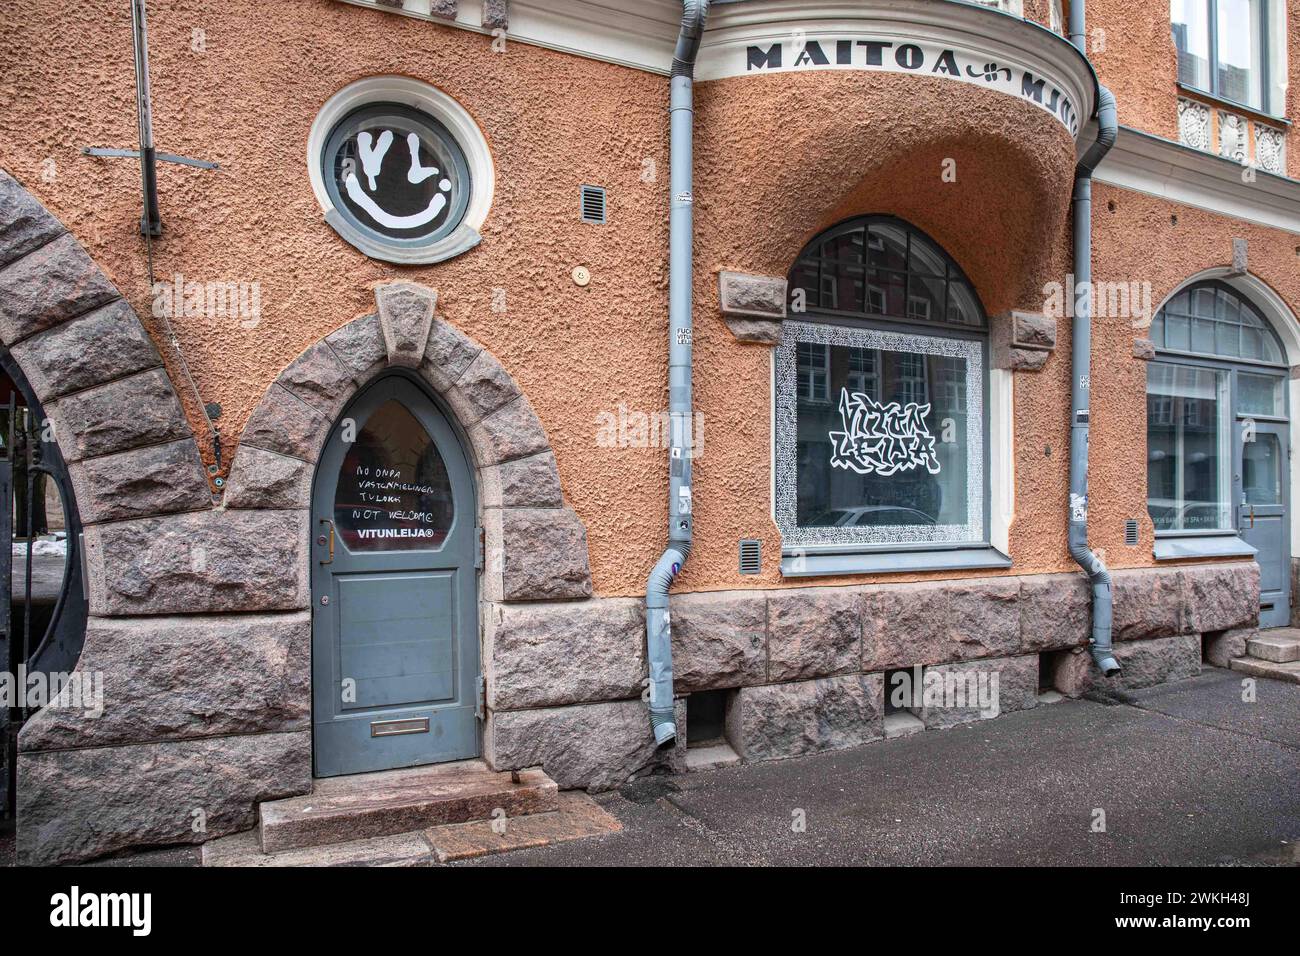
left=1069, top=3, right=1121, bottom=676
left=645, top=0, right=709, bottom=746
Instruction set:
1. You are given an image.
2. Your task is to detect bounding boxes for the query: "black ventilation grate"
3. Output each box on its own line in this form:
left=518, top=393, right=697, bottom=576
left=1124, top=519, right=1139, bottom=546
left=580, top=184, right=606, bottom=224
left=738, top=539, right=762, bottom=575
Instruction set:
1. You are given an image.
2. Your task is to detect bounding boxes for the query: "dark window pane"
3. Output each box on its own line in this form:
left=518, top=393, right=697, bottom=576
left=866, top=223, right=907, bottom=270
left=789, top=259, right=818, bottom=308
left=907, top=234, right=947, bottom=276
left=946, top=282, right=982, bottom=326
left=907, top=273, right=945, bottom=323
left=1261, top=332, right=1284, bottom=364
left=334, top=399, right=454, bottom=551
left=796, top=342, right=970, bottom=533
left=326, top=104, right=470, bottom=246
left=866, top=269, right=906, bottom=317
left=819, top=228, right=864, bottom=263
left=1216, top=288, right=1240, bottom=322
left=819, top=259, right=865, bottom=312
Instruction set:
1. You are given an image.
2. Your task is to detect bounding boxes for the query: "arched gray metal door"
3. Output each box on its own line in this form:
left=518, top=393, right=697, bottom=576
left=311, top=373, right=479, bottom=777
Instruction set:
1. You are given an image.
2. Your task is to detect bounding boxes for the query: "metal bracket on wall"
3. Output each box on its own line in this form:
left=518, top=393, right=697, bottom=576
left=475, top=676, right=486, bottom=720
left=80, top=147, right=219, bottom=171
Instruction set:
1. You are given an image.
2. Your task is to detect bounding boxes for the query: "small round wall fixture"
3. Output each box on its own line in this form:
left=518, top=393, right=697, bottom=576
left=309, top=76, right=494, bottom=265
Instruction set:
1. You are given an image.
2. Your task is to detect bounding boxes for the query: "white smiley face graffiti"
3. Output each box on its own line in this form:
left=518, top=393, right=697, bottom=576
left=342, top=128, right=454, bottom=231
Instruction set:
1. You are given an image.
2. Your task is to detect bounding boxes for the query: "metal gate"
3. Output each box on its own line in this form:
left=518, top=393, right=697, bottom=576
left=0, top=352, right=87, bottom=825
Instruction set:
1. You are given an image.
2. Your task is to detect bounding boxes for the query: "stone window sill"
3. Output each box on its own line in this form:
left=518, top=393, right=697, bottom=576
left=780, top=545, right=1012, bottom=578
left=1153, top=533, right=1257, bottom=561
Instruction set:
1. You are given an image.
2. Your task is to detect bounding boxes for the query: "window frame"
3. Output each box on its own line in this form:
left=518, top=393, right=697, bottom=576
left=777, top=217, right=1004, bottom=576
left=1147, top=280, right=1289, bottom=560
left=1172, top=0, right=1279, bottom=117
left=307, top=75, right=494, bottom=266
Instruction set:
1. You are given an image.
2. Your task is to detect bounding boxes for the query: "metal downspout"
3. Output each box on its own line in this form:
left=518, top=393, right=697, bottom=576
left=1069, top=4, right=1122, bottom=675
left=646, top=0, right=710, bottom=746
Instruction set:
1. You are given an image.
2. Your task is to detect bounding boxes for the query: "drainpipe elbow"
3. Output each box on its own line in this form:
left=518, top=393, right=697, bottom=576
left=671, top=0, right=710, bottom=76
left=1069, top=536, right=1120, bottom=677
left=1076, top=85, right=1118, bottom=178
left=645, top=546, right=687, bottom=747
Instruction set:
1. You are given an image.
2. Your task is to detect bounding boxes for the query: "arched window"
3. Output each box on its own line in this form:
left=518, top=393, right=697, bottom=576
left=777, top=216, right=994, bottom=574
left=1146, top=279, right=1290, bottom=624
left=1148, top=281, right=1284, bottom=365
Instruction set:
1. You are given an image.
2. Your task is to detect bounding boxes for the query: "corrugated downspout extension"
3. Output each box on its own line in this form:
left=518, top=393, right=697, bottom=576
left=646, top=0, right=709, bottom=746
left=1071, top=83, right=1120, bottom=677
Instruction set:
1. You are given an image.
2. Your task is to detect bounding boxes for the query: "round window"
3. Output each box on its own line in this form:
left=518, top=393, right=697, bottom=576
left=322, top=103, right=472, bottom=250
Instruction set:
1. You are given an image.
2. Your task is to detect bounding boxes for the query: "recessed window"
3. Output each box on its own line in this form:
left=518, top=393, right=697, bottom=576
left=1171, top=0, right=1281, bottom=114
left=1146, top=280, right=1287, bottom=536
left=308, top=77, right=494, bottom=265
left=778, top=217, right=989, bottom=554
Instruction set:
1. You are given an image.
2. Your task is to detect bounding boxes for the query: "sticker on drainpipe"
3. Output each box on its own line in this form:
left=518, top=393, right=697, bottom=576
left=678, top=486, right=692, bottom=514
left=1070, top=492, right=1087, bottom=523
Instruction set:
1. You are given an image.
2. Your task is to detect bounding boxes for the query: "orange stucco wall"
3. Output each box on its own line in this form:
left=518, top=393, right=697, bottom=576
left=1091, top=184, right=1300, bottom=556
left=2, top=0, right=1297, bottom=598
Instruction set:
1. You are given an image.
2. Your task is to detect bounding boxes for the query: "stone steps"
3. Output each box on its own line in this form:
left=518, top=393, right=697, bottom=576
left=257, top=759, right=559, bottom=854
left=1229, top=656, right=1300, bottom=685
left=1246, top=630, right=1300, bottom=663
left=202, top=791, right=618, bottom=866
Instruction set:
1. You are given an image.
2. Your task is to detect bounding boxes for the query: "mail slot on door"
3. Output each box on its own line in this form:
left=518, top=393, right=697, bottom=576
left=370, top=717, right=430, bottom=738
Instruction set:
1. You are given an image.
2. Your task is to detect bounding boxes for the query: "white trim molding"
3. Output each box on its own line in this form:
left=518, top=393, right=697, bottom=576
left=1095, top=125, right=1300, bottom=236
left=307, top=75, right=495, bottom=264
left=331, top=0, right=1094, bottom=129
left=989, top=366, right=1014, bottom=554
left=696, top=0, right=1095, bottom=138
left=332, top=0, right=685, bottom=73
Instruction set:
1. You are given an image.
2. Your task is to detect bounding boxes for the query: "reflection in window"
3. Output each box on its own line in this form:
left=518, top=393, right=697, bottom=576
left=1146, top=364, right=1232, bottom=531
left=779, top=324, right=983, bottom=548
left=1171, top=0, right=1270, bottom=112
left=797, top=342, right=831, bottom=402
left=790, top=219, right=983, bottom=328
left=334, top=399, right=454, bottom=551
left=780, top=218, right=987, bottom=552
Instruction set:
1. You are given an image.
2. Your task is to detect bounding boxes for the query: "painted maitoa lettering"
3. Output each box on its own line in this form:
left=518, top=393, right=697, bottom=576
left=829, top=388, right=941, bottom=476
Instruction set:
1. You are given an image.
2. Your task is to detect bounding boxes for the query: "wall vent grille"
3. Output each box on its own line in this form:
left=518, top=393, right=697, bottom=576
left=580, top=184, right=607, bottom=224
left=738, top=539, right=762, bottom=575
left=1124, top=519, right=1139, bottom=546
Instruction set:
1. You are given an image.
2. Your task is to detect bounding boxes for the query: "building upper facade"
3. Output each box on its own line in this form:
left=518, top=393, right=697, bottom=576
left=2, top=0, right=1299, bottom=596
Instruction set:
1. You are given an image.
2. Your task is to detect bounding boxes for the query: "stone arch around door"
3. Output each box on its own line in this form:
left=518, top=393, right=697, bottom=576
left=224, top=280, right=594, bottom=604
left=0, top=170, right=303, bottom=867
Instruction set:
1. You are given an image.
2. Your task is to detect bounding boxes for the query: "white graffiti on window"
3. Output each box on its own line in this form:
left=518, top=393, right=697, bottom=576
left=344, top=130, right=452, bottom=230
left=829, top=388, right=941, bottom=476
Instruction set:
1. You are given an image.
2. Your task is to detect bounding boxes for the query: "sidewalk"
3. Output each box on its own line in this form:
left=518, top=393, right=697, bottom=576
left=459, top=669, right=1300, bottom=866
left=3, top=668, right=1296, bottom=867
